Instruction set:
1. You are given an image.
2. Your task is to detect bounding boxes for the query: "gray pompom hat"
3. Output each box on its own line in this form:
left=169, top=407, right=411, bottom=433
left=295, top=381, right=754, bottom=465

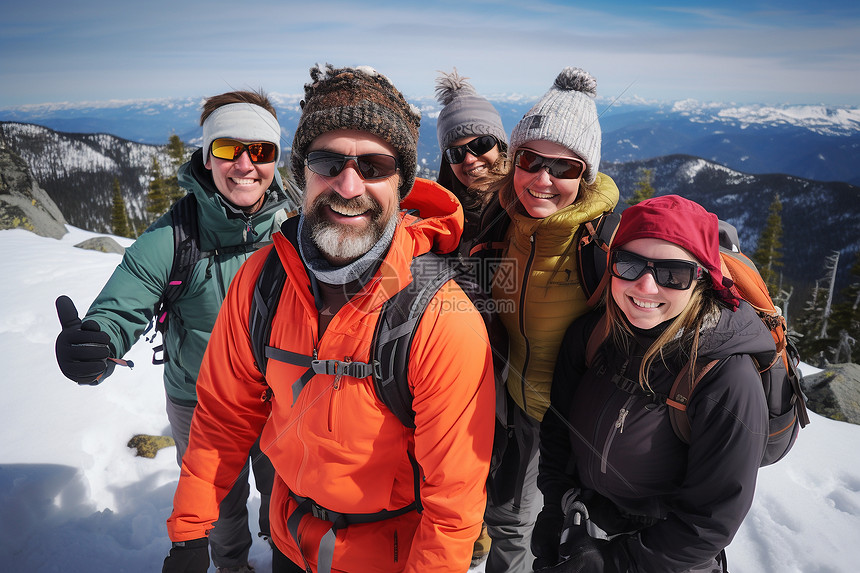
left=435, top=69, right=507, bottom=152
left=509, top=67, right=601, bottom=184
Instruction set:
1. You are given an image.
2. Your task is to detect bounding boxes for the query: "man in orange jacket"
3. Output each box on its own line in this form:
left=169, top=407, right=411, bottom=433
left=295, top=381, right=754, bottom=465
left=162, top=64, right=496, bottom=573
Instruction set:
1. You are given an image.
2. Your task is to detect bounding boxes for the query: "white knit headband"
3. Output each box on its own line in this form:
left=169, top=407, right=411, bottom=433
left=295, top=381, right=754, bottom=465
left=202, top=103, right=282, bottom=164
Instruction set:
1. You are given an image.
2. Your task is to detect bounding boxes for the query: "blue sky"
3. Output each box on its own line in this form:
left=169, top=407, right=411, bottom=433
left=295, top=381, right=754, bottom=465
left=1, top=0, right=859, bottom=108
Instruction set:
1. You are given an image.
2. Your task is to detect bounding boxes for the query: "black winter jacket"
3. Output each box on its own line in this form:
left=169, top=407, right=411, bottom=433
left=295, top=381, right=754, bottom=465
left=538, top=301, right=772, bottom=572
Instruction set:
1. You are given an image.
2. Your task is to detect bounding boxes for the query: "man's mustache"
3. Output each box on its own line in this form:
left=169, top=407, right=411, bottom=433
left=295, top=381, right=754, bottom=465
left=310, top=192, right=383, bottom=219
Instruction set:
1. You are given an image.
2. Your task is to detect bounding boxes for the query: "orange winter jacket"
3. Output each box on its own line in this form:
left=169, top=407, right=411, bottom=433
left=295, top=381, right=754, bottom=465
left=167, top=179, right=495, bottom=573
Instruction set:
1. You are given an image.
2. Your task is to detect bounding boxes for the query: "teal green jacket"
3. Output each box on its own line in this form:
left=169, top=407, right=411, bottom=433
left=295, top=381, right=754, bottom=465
left=86, top=148, right=291, bottom=403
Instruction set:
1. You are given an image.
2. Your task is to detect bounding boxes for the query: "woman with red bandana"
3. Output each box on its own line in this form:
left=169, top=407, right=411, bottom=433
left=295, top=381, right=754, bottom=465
left=534, top=195, right=771, bottom=573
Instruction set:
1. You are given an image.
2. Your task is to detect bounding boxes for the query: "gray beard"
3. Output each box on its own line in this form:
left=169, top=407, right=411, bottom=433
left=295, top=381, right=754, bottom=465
left=311, top=217, right=385, bottom=262
left=298, top=211, right=399, bottom=286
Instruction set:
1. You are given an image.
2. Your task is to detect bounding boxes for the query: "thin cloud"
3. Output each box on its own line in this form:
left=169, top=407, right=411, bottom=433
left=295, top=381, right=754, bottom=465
left=0, top=0, right=858, bottom=107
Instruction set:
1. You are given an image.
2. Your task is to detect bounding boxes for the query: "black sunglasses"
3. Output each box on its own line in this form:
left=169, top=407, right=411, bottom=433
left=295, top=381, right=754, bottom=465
left=513, top=149, right=586, bottom=180
left=210, top=138, right=277, bottom=164
left=609, top=250, right=704, bottom=290
left=444, top=135, right=500, bottom=164
left=305, top=150, right=399, bottom=181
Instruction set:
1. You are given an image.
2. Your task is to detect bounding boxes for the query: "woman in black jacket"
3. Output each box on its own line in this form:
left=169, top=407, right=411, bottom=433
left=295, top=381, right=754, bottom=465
left=534, top=195, right=771, bottom=573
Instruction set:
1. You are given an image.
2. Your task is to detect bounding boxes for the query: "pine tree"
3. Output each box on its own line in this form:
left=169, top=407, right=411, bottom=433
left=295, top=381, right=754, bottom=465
left=794, top=252, right=841, bottom=364
left=829, top=251, right=860, bottom=363
left=752, top=194, right=784, bottom=297
left=110, top=178, right=131, bottom=238
left=625, top=167, right=655, bottom=206
left=146, top=156, right=170, bottom=224
left=164, top=134, right=187, bottom=204
left=167, top=134, right=186, bottom=167
left=819, top=251, right=840, bottom=339
left=794, top=281, right=829, bottom=365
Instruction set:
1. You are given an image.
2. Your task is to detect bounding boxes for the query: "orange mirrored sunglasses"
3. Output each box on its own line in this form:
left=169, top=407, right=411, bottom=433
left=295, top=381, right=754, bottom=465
left=210, top=138, right=277, bottom=164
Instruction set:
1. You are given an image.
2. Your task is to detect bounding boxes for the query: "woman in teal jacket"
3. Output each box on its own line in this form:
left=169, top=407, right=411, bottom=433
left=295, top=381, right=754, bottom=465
left=55, top=89, right=292, bottom=572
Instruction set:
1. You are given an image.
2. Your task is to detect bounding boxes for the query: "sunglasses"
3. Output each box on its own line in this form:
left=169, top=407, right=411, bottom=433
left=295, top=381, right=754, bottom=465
left=609, top=250, right=704, bottom=290
left=513, top=149, right=586, bottom=180
left=305, top=150, right=399, bottom=181
left=444, top=135, right=500, bottom=164
left=210, top=138, right=277, bottom=164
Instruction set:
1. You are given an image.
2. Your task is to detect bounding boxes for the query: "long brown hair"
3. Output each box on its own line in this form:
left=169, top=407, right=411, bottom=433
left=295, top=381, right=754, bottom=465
left=604, top=277, right=721, bottom=392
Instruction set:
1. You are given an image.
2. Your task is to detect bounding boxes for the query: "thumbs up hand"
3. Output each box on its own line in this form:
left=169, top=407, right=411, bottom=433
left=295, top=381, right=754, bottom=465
left=55, top=295, right=115, bottom=385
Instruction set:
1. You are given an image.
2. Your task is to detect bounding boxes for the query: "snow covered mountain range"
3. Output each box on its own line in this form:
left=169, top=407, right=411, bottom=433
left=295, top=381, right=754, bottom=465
left=3, top=95, right=860, bottom=184
left=1, top=95, right=859, bottom=294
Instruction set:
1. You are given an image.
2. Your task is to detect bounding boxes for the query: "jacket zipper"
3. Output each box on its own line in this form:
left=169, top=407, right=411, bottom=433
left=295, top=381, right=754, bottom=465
left=517, top=235, right=537, bottom=411
left=601, top=395, right=636, bottom=474
left=327, top=356, right=349, bottom=432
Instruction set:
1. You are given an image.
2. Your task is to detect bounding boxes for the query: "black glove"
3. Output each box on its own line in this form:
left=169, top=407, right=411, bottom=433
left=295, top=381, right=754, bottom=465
left=55, top=295, right=114, bottom=385
left=532, top=504, right=565, bottom=570
left=162, top=537, right=210, bottom=573
left=540, top=536, right=630, bottom=573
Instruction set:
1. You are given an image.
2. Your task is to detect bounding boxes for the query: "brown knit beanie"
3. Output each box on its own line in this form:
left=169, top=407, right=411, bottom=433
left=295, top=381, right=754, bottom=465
left=291, top=64, right=422, bottom=199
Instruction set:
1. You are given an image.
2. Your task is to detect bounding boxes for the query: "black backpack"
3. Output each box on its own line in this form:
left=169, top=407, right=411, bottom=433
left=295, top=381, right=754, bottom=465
left=148, top=194, right=202, bottom=364
left=148, top=193, right=271, bottom=364
left=575, top=210, right=621, bottom=306
left=248, top=227, right=483, bottom=428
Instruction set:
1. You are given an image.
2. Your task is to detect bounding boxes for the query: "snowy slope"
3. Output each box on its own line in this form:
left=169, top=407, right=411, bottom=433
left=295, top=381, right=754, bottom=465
left=1, top=227, right=860, bottom=572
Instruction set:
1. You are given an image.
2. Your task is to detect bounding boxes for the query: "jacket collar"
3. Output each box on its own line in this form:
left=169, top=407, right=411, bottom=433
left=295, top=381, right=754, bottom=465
left=273, top=177, right=465, bottom=316
left=177, top=148, right=287, bottom=250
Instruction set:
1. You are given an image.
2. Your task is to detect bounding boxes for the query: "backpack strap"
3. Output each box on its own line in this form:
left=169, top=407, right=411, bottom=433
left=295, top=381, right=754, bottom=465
left=249, top=246, right=289, bottom=378
left=248, top=226, right=459, bottom=429
left=249, top=242, right=377, bottom=403
left=666, top=359, right=720, bottom=444
left=285, top=450, right=423, bottom=573
left=584, top=314, right=610, bottom=368
left=370, top=252, right=461, bottom=428
left=785, top=340, right=811, bottom=428
left=576, top=211, right=620, bottom=307
left=150, top=194, right=200, bottom=364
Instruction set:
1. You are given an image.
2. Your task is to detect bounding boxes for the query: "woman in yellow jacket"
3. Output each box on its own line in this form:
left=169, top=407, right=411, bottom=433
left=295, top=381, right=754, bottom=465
left=475, top=67, right=619, bottom=573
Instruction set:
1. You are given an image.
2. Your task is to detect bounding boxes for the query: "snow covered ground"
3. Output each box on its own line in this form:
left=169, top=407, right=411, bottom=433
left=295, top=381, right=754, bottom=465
left=2, top=226, right=860, bottom=572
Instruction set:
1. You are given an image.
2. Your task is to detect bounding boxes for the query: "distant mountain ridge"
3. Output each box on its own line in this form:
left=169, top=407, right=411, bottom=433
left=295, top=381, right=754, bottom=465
left=1, top=121, right=857, bottom=297
left=2, top=96, right=859, bottom=184
left=601, top=155, right=860, bottom=294
left=0, top=122, right=170, bottom=235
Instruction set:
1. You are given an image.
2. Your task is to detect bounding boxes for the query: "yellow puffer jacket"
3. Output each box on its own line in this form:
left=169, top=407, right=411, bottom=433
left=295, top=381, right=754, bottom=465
left=492, top=172, right=619, bottom=421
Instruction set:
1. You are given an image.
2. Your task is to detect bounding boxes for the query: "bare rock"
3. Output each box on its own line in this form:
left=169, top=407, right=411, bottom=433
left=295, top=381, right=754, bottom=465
left=0, top=143, right=67, bottom=239
left=74, top=236, right=126, bottom=255
left=127, top=434, right=176, bottom=458
left=802, top=363, right=860, bottom=425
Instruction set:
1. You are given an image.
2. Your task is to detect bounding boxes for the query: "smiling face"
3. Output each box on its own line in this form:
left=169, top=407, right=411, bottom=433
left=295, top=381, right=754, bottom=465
left=448, top=135, right=501, bottom=188
left=302, top=129, right=401, bottom=266
left=610, top=238, right=699, bottom=330
left=204, top=140, right=276, bottom=213
left=512, top=140, right=583, bottom=218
